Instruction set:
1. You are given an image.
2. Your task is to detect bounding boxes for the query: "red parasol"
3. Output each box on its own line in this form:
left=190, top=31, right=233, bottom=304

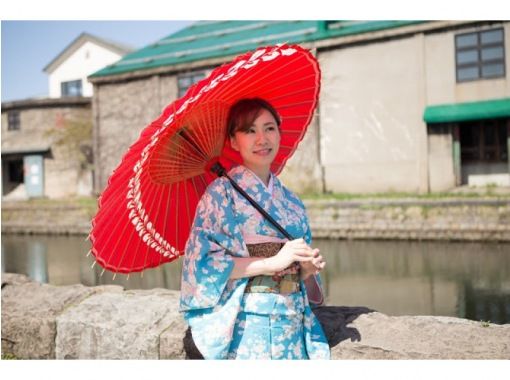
left=90, top=44, right=321, bottom=274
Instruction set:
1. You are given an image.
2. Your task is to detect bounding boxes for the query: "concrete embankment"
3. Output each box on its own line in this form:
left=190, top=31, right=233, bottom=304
left=305, top=198, right=510, bottom=241
left=2, top=198, right=510, bottom=241
left=1, top=200, right=93, bottom=235
left=2, top=273, right=509, bottom=360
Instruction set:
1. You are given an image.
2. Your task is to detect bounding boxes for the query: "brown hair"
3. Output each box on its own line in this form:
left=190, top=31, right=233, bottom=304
left=227, top=98, right=281, bottom=137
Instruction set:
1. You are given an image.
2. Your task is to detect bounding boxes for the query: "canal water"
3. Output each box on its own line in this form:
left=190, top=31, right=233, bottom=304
left=2, top=234, right=509, bottom=324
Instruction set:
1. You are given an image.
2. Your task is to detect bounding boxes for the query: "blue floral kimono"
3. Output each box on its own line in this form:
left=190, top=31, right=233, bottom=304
left=179, top=165, right=330, bottom=360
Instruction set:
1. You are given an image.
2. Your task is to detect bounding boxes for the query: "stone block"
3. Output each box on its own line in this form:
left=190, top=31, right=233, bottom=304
left=159, top=316, right=188, bottom=359
left=1, top=276, right=122, bottom=359
left=56, top=288, right=181, bottom=359
left=1, top=273, right=34, bottom=287
left=329, top=311, right=510, bottom=359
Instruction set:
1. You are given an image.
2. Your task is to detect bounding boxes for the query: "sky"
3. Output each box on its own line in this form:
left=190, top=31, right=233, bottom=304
left=1, top=21, right=194, bottom=102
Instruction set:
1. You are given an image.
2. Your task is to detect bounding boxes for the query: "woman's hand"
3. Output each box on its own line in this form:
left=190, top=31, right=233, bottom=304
left=299, top=248, right=325, bottom=281
left=266, top=238, right=314, bottom=273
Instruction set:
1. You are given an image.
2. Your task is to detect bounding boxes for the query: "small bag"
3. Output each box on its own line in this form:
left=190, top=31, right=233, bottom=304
left=183, top=326, right=204, bottom=360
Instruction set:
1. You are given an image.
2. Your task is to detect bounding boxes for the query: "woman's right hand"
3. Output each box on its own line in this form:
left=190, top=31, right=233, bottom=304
left=266, top=238, right=314, bottom=273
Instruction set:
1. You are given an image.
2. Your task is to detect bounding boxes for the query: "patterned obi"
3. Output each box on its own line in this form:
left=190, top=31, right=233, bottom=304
left=245, top=242, right=301, bottom=294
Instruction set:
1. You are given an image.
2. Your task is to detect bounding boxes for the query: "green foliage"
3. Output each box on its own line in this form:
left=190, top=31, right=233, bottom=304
left=44, top=117, right=93, bottom=170
left=1, top=353, right=18, bottom=360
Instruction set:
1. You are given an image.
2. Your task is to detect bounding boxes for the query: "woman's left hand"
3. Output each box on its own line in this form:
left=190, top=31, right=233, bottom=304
left=299, top=248, right=325, bottom=280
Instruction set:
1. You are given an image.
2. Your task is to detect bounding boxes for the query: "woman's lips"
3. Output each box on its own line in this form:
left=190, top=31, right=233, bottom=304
left=253, top=148, right=272, bottom=156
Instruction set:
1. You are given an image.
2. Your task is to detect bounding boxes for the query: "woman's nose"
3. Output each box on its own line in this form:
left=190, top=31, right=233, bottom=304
left=255, top=131, right=267, bottom=144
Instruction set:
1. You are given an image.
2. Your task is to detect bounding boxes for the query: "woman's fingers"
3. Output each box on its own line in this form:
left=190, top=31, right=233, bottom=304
left=311, top=256, right=325, bottom=270
left=293, top=255, right=314, bottom=262
left=312, top=255, right=323, bottom=263
left=293, top=248, right=314, bottom=256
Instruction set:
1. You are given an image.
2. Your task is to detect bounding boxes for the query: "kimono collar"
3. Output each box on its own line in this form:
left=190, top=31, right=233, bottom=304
left=228, top=165, right=276, bottom=196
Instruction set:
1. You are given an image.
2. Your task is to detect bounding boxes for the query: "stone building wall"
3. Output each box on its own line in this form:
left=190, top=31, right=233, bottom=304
left=42, top=107, right=93, bottom=198
left=93, top=76, right=178, bottom=193
left=1, top=100, right=92, bottom=198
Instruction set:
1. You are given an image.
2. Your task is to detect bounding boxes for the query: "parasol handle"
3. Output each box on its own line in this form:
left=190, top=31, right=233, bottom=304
left=210, top=162, right=294, bottom=241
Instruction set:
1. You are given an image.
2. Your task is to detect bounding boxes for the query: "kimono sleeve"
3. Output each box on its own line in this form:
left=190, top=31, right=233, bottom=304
left=300, top=197, right=326, bottom=307
left=179, top=179, right=243, bottom=312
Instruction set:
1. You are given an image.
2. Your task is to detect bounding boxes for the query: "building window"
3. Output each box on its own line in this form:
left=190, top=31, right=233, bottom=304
left=455, top=28, right=506, bottom=82
left=460, top=119, right=508, bottom=163
left=8, top=111, right=20, bottom=131
left=177, top=71, right=206, bottom=97
left=61, top=79, right=83, bottom=97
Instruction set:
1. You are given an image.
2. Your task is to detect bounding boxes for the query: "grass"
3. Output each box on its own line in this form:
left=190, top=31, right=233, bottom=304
left=5, top=187, right=509, bottom=209
left=10, top=196, right=99, bottom=217
left=1, top=353, right=18, bottom=359
left=301, top=189, right=509, bottom=201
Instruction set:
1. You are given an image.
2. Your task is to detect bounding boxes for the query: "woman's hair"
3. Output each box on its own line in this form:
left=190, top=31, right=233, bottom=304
left=227, top=98, right=281, bottom=137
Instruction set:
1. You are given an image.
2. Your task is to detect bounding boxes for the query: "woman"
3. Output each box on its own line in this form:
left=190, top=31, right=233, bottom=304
left=179, top=98, right=330, bottom=360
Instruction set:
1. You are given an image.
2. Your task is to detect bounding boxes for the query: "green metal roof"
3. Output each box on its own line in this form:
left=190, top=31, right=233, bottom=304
left=423, top=98, right=510, bottom=123
left=90, top=20, right=423, bottom=78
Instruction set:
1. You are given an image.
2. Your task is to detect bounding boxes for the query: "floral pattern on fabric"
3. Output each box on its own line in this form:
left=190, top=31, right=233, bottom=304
left=179, top=165, right=330, bottom=359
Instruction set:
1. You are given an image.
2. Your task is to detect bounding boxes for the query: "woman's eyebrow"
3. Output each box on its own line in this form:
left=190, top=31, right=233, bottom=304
left=248, top=121, right=276, bottom=127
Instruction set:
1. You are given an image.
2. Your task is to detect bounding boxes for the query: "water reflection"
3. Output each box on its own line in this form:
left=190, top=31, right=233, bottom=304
left=313, top=239, right=510, bottom=324
left=2, top=234, right=509, bottom=323
left=2, top=237, right=48, bottom=283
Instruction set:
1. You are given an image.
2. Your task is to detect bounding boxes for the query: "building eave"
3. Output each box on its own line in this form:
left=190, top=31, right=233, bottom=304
left=1, top=96, right=91, bottom=112
left=1, top=146, right=51, bottom=156
left=43, top=32, right=133, bottom=74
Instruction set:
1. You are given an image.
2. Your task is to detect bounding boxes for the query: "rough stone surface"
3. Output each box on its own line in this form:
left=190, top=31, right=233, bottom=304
left=3, top=274, right=509, bottom=360
left=94, top=78, right=164, bottom=194
left=159, top=316, right=188, bottom=359
left=1, top=272, right=34, bottom=287
left=1, top=274, right=122, bottom=359
left=56, top=288, right=183, bottom=359
left=318, top=308, right=510, bottom=359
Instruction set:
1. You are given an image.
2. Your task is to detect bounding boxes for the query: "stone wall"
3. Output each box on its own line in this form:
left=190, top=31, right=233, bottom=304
left=93, top=77, right=166, bottom=194
left=1, top=201, right=93, bottom=235
left=2, top=273, right=509, bottom=359
left=2, top=198, right=509, bottom=241
left=2, top=101, right=93, bottom=199
left=306, top=198, right=510, bottom=241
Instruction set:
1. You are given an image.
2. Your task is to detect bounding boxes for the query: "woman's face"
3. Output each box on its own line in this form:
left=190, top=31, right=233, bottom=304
left=230, top=108, right=281, bottom=172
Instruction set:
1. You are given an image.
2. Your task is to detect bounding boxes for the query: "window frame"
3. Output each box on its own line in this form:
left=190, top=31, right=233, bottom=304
left=459, top=118, right=508, bottom=163
left=61, top=79, right=83, bottom=97
left=177, top=70, right=207, bottom=98
left=7, top=111, right=20, bottom=131
left=455, top=27, right=506, bottom=83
